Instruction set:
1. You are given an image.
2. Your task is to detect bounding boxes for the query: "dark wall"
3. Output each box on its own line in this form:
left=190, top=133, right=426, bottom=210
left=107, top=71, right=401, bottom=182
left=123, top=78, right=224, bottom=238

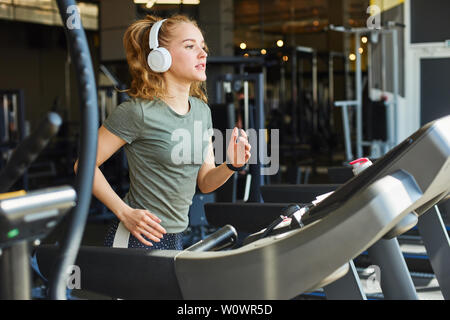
left=0, top=20, right=100, bottom=133
left=411, top=0, right=450, bottom=44
left=420, top=58, right=450, bottom=125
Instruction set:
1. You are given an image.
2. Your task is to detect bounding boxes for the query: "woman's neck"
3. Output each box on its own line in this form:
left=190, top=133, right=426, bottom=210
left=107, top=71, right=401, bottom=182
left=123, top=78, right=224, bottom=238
left=162, top=75, right=191, bottom=115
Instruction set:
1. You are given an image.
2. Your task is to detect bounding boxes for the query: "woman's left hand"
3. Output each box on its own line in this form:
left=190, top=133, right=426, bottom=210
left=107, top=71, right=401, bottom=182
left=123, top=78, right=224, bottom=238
left=226, top=127, right=251, bottom=168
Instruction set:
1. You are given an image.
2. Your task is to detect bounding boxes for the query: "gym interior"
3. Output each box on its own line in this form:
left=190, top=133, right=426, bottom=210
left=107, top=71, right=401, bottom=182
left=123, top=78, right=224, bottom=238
left=0, top=0, right=449, bottom=301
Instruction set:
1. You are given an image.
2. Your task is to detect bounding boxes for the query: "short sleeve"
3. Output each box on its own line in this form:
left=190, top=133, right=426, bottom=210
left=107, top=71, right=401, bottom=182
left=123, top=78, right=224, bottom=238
left=207, top=105, right=212, bottom=129
left=205, top=103, right=213, bottom=139
left=103, top=99, right=143, bottom=144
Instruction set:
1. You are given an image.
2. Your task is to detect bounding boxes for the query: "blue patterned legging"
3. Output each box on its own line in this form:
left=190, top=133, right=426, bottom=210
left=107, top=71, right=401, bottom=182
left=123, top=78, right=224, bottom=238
left=104, top=217, right=184, bottom=250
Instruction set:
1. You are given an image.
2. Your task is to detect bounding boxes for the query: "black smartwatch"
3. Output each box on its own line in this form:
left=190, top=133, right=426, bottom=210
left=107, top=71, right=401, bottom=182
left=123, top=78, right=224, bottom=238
left=226, top=163, right=246, bottom=172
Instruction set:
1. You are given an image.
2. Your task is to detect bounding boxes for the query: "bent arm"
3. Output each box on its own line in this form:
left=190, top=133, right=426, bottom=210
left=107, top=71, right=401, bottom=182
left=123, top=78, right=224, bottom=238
left=197, top=129, right=252, bottom=194
left=74, top=125, right=166, bottom=246
left=74, top=125, right=130, bottom=220
left=196, top=138, right=234, bottom=194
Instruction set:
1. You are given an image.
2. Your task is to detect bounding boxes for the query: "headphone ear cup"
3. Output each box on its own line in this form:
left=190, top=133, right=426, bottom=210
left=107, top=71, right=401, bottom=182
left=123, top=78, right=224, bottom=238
left=147, top=47, right=172, bottom=73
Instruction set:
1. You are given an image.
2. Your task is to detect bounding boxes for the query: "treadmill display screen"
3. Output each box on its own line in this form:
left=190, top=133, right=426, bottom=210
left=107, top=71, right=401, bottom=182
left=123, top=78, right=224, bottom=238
left=302, top=120, right=439, bottom=225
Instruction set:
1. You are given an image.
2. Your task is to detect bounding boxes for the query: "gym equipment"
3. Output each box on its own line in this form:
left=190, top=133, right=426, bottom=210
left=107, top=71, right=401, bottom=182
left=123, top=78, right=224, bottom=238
left=0, top=90, right=25, bottom=146
left=0, top=111, right=76, bottom=299
left=260, top=184, right=418, bottom=299
left=183, top=192, right=216, bottom=248
left=0, top=187, right=76, bottom=299
left=327, top=166, right=353, bottom=184
left=295, top=46, right=318, bottom=145
left=207, top=115, right=450, bottom=299
left=212, top=73, right=266, bottom=203
left=35, top=116, right=449, bottom=299
left=261, top=184, right=339, bottom=203
left=1, top=0, right=98, bottom=299
left=36, top=169, right=420, bottom=299
left=147, top=19, right=172, bottom=73
left=205, top=203, right=298, bottom=234
left=327, top=165, right=450, bottom=298
left=416, top=204, right=450, bottom=299
left=0, top=89, right=27, bottom=190
left=330, top=23, right=404, bottom=160
left=46, top=0, right=98, bottom=300
left=97, top=66, right=130, bottom=203
left=0, top=113, right=61, bottom=193
left=185, top=225, right=237, bottom=252
left=2, top=0, right=99, bottom=300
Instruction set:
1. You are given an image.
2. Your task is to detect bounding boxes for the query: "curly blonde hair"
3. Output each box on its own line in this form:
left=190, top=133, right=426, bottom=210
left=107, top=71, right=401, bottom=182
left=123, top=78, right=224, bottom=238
left=123, top=14, right=208, bottom=103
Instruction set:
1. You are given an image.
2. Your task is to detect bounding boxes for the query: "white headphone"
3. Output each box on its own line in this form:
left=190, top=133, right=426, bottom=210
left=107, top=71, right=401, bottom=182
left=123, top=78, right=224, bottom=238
left=147, top=19, right=172, bottom=73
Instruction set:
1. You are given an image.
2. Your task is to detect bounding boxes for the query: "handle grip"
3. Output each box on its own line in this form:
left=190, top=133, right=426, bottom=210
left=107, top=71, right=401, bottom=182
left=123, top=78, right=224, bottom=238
left=186, top=225, right=238, bottom=252
left=0, top=112, right=61, bottom=193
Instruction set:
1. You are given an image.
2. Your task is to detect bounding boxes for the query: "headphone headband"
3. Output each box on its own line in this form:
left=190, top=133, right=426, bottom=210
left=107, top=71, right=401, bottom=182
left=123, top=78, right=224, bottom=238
left=149, top=19, right=166, bottom=50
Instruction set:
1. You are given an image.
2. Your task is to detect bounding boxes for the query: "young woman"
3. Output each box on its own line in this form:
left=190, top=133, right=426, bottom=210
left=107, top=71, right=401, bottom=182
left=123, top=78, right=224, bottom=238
left=76, top=14, right=251, bottom=250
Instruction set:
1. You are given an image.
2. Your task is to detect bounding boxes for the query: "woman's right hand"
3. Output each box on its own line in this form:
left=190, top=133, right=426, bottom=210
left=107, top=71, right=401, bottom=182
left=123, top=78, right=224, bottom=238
left=120, top=207, right=167, bottom=247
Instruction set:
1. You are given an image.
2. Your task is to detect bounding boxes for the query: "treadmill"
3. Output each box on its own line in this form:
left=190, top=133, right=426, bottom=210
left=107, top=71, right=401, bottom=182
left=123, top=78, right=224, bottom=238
left=36, top=116, right=450, bottom=300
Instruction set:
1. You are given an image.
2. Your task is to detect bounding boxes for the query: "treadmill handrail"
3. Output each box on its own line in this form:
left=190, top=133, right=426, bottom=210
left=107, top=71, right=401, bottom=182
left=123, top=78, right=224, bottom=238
left=0, top=112, right=62, bottom=193
left=36, top=171, right=423, bottom=299
left=173, top=170, right=423, bottom=299
left=48, top=0, right=98, bottom=300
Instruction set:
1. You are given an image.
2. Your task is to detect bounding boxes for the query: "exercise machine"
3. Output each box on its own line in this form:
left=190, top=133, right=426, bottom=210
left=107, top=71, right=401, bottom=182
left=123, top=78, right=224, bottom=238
left=212, top=72, right=266, bottom=203
left=260, top=182, right=418, bottom=300
left=207, top=116, right=449, bottom=299
left=0, top=0, right=99, bottom=300
left=35, top=116, right=449, bottom=299
left=329, top=23, right=404, bottom=160
left=0, top=89, right=27, bottom=190
left=0, top=112, right=76, bottom=300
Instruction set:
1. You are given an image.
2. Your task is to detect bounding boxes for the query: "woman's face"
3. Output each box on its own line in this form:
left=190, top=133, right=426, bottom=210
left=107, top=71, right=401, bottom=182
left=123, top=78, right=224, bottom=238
left=166, top=22, right=208, bottom=83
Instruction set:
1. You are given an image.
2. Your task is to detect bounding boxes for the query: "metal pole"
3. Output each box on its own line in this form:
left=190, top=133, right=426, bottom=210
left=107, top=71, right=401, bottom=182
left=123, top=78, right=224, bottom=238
left=417, top=205, right=450, bottom=299
left=280, top=66, right=286, bottom=119
left=0, top=242, right=31, bottom=300
left=323, top=261, right=367, bottom=300
left=248, top=73, right=265, bottom=202
left=336, top=101, right=356, bottom=161
left=368, top=41, right=373, bottom=96
left=382, top=32, right=394, bottom=150
left=355, top=32, right=363, bottom=158
left=312, top=52, right=318, bottom=135
left=329, top=54, right=334, bottom=113
left=291, top=47, right=298, bottom=143
left=244, top=81, right=249, bottom=130
left=215, top=79, right=222, bottom=104
left=391, top=28, right=400, bottom=147
left=2, top=95, right=9, bottom=142
left=367, top=238, right=418, bottom=300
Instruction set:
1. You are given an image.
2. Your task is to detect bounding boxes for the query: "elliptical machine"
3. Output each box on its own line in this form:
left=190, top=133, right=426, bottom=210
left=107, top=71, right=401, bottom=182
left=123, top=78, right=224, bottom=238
left=0, top=0, right=98, bottom=300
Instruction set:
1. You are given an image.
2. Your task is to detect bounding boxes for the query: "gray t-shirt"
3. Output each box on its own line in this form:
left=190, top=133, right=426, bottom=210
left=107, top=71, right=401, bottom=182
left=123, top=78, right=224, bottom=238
left=103, top=96, right=213, bottom=233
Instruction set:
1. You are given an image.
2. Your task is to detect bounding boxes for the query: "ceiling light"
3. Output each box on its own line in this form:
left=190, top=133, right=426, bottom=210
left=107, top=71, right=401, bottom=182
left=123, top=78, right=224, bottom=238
left=349, top=53, right=356, bottom=61
left=146, top=0, right=157, bottom=8
left=261, top=49, right=267, bottom=55
left=276, top=40, right=284, bottom=47
left=134, top=0, right=200, bottom=6
left=240, top=42, right=247, bottom=50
